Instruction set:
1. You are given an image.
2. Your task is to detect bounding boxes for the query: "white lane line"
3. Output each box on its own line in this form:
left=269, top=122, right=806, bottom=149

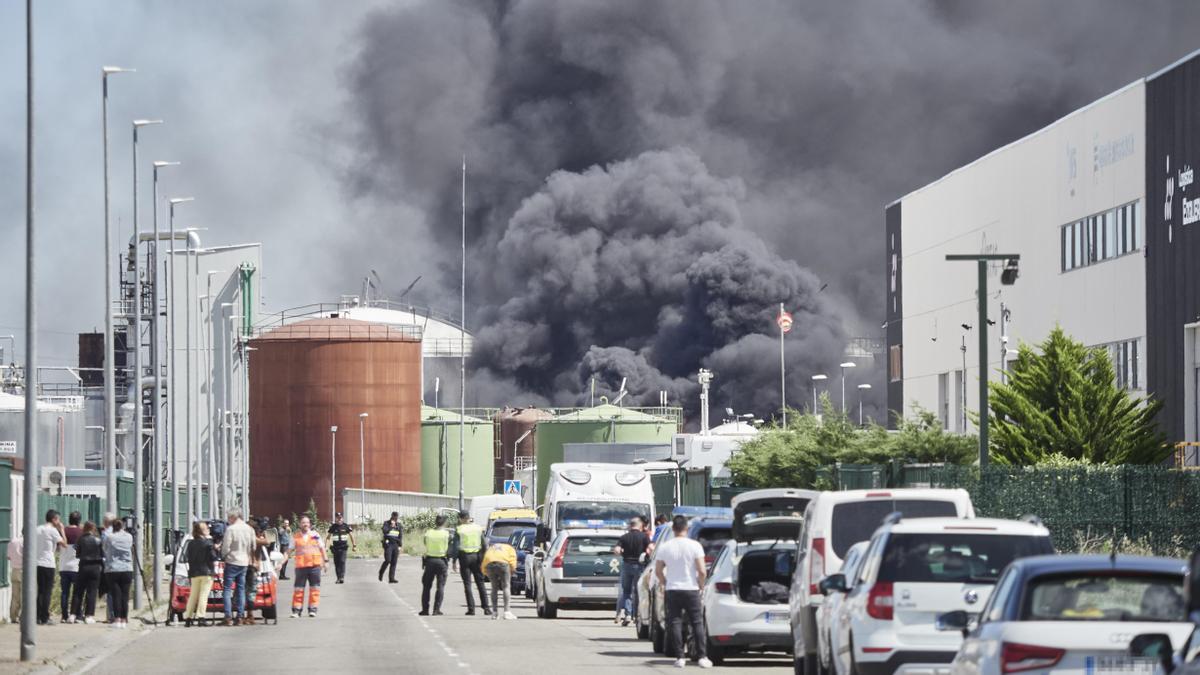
left=383, top=561, right=478, bottom=675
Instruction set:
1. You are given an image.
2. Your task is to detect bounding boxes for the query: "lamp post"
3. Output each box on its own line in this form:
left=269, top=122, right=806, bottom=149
left=944, top=253, right=1020, bottom=467
left=150, top=161, right=177, bottom=603
left=358, top=412, right=368, bottom=524
left=130, top=117, right=161, bottom=611
left=514, top=429, right=532, bottom=505
left=810, top=374, right=827, bottom=414
left=839, top=361, right=857, bottom=414
left=330, top=425, right=338, bottom=518
left=102, top=65, right=134, bottom=514
left=856, top=383, right=872, bottom=427
left=219, top=303, right=238, bottom=512
left=21, top=3, right=36, bottom=658
left=204, top=271, right=223, bottom=519
left=166, top=197, right=192, bottom=534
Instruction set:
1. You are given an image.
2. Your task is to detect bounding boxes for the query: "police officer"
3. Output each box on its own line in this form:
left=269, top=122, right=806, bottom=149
left=452, top=511, right=490, bottom=616
left=328, top=513, right=356, bottom=584
left=419, top=514, right=451, bottom=616
left=379, top=512, right=403, bottom=583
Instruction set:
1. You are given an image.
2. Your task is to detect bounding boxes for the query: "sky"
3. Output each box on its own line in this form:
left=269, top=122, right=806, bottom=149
left=2, top=1, right=1199, bottom=421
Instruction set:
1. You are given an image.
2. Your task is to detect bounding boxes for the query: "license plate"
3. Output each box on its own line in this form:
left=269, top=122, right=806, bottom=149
left=580, top=585, right=611, bottom=595
left=764, top=611, right=788, bottom=623
left=1087, top=656, right=1159, bottom=674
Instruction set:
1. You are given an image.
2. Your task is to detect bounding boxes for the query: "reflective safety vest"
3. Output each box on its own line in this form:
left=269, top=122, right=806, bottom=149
left=456, top=523, right=484, bottom=554
left=292, top=531, right=324, bottom=568
left=424, top=528, right=450, bottom=558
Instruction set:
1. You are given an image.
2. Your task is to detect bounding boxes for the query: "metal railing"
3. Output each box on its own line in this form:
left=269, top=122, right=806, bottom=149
left=340, top=487, right=468, bottom=525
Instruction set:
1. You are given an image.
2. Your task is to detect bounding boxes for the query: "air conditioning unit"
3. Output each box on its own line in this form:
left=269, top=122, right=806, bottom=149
left=40, top=466, right=66, bottom=493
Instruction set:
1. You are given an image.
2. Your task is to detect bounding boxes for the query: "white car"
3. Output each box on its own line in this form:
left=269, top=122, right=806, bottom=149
left=817, top=541, right=870, bottom=674
left=942, top=553, right=1193, bottom=675
left=832, top=516, right=1054, bottom=675
left=535, top=528, right=624, bottom=619
left=701, top=489, right=812, bottom=664
left=790, top=488, right=976, bottom=674
left=636, top=523, right=675, bottom=649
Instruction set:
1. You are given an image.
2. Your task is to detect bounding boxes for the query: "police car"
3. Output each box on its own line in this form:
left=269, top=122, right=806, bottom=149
left=534, top=528, right=624, bottom=619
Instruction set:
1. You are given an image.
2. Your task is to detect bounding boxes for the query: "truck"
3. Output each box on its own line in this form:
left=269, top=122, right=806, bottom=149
left=537, top=462, right=656, bottom=545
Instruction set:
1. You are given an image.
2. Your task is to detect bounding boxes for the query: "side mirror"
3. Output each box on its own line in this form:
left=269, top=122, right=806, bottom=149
left=1129, top=634, right=1174, bottom=674
left=818, top=573, right=848, bottom=595
left=935, top=609, right=970, bottom=638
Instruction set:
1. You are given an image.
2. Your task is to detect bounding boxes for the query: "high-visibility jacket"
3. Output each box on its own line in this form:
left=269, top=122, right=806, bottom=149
left=481, top=543, right=517, bottom=570
left=292, top=531, right=325, bottom=568
left=455, top=523, right=484, bottom=554
left=424, top=528, right=450, bottom=558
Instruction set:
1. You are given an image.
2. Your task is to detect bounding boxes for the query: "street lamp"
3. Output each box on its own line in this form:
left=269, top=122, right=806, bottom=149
left=167, top=197, right=192, bottom=531
left=150, top=160, right=178, bottom=604
left=330, top=425, right=338, bottom=519
left=358, top=412, right=368, bottom=525
left=856, top=383, right=872, bottom=427
left=944, top=253, right=1021, bottom=467
left=130, top=117, right=161, bottom=612
left=204, top=270, right=224, bottom=520
left=220, top=303, right=239, bottom=512
left=810, top=374, right=827, bottom=414
left=839, top=362, right=857, bottom=414
left=102, top=65, right=134, bottom=515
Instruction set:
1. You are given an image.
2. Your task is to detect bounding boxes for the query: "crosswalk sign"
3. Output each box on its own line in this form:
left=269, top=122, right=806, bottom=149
left=503, top=480, right=522, bottom=495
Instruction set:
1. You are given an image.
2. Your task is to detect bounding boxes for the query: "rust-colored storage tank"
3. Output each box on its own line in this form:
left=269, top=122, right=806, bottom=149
left=249, top=318, right=422, bottom=521
left=493, top=407, right=554, bottom=492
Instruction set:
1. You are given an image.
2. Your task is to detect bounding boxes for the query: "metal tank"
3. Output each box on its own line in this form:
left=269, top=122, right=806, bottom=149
left=249, top=318, right=422, bottom=521
left=533, top=403, right=679, bottom=503
left=493, top=407, right=553, bottom=492
left=419, top=405, right=494, bottom=498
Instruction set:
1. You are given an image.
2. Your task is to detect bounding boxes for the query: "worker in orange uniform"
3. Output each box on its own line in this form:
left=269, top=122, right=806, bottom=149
left=282, top=515, right=327, bottom=618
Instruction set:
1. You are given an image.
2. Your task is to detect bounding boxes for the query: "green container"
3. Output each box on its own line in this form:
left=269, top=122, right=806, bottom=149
left=533, top=404, right=676, bottom=503
left=420, top=405, right=494, bottom=498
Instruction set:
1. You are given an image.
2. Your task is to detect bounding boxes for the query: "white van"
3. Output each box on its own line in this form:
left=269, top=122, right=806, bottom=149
left=468, top=493, right=526, bottom=527
left=540, top=463, right=656, bottom=544
left=787, top=488, right=975, bottom=675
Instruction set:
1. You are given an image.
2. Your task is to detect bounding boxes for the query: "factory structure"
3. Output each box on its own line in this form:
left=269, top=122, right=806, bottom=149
left=885, top=49, right=1200, bottom=462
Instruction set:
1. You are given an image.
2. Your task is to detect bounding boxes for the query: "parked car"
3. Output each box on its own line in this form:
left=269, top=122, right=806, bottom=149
left=535, top=528, right=624, bottom=619
left=1129, top=548, right=1200, bottom=675
left=828, top=515, right=1053, bottom=675
left=689, top=515, right=734, bottom=572
left=817, top=541, right=870, bottom=675
left=936, top=553, right=1190, bottom=674
left=486, top=509, right=538, bottom=547
left=700, top=489, right=813, bottom=664
left=166, top=534, right=282, bottom=623
left=635, top=522, right=676, bottom=644
left=508, top=527, right=537, bottom=595
left=790, top=488, right=975, bottom=674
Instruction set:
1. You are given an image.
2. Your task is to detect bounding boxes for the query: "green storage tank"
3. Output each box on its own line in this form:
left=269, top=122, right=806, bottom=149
left=533, top=404, right=679, bottom=503
left=420, top=405, right=494, bottom=498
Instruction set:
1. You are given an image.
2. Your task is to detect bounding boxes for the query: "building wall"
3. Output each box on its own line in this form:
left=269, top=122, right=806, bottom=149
left=892, top=81, right=1147, bottom=428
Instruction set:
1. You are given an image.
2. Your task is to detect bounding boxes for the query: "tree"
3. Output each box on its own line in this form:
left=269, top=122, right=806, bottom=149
left=988, top=327, right=1167, bottom=465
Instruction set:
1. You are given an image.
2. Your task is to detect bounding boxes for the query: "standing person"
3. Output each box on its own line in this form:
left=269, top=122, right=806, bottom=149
left=482, top=541, right=517, bottom=621
left=103, top=518, right=134, bottom=629
left=452, top=511, right=490, bottom=616
left=71, top=522, right=104, bottom=624
left=378, top=512, right=402, bottom=583
left=614, top=517, right=650, bottom=626
left=655, top=515, right=713, bottom=669
left=419, top=515, right=451, bottom=616
left=243, top=518, right=271, bottom=624
left=100, top=512, right=115, bottom=624
left=184, top=521, right=216, bottom=627
left=221, top=509, right=256, bottom=626
left=276, top=518, right=292, bottom=580
left=36, top=510, right=67, bottom=625
left=59, top=511, right=82, bottom=623
left=7, top=532, right=22, bottom=623
left=282, top=515, right=327, bottom=618
left=328, top=513, right=356, bottom=583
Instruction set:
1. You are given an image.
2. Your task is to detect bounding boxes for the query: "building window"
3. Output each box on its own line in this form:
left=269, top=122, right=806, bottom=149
left=1097, top=338, right=1141, bottom=390
left=888, top=345, right=902, bottom=383
left=1061, top=200, right=1141, bottom=272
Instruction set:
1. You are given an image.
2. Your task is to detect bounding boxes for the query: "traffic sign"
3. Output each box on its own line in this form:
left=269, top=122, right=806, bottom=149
left=0, top=441, right=14, bottom=455
left=777, top=310, right=794, bottom=333
left=503, top=479, right=522, bottom=495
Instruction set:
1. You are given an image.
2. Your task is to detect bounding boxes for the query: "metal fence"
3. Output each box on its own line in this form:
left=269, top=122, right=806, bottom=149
left=341, top=487, right=468, bottom=525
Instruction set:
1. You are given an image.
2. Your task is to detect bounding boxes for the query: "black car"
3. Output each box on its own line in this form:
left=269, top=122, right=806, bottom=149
left=508, top=527, right=537, bottom=594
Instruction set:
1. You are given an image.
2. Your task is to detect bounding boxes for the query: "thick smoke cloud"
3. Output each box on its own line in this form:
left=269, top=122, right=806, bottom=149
left=343, top=0, right=1200, bottom=421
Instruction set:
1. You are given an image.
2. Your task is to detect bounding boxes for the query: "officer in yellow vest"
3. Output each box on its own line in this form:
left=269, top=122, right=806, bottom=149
left=420, top=514, right=451, bottom=616
left=452, top=510, right=491, bottom=616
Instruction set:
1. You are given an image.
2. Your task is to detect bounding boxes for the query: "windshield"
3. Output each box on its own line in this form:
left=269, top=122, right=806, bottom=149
left=489, top=522, right=533, bottom=540
left=830, top=499, right=959, bottom=558
left=556, top=501, right=650, bottom=529
left=1023, top=573, right=1186, bottom=622
left=695, top=527, right=732, bottom=559
left=566, top=536, right=620, bottom=555
left=878, top=533, right=1054, bottom=583
left=509, top=530, right=535, bottom=550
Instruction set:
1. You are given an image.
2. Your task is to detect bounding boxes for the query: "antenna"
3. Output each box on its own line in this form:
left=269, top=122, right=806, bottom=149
left=613, top=377, right=629, bottom=406
left=398, top=275, right=422, bottom=301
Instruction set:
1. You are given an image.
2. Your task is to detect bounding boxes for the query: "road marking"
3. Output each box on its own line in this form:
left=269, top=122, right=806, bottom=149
left=384, top=563, right=478, bottom=675
left=74, top=625, right=156, bottom=675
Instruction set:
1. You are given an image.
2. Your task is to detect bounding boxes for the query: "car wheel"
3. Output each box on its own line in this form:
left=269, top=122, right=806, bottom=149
left=847, top=636, right=860, bottom=675
left=537, top=581, right=557, bottom=619
left=635, top=606, right=650, bottom=640
left=707, top=639, right=726, bottom=666
left=650, top=598, right=665, bottom=654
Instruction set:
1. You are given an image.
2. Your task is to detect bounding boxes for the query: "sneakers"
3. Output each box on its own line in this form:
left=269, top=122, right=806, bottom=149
left=503, top=611, right=517, bottom=620
left=674, top=658, right=687, bottom=668
left=289, top=611, right=301, bottom=619
left=418, top=610, right=429, bottom=616
left=432, top=610, right=444, bottom=616
left=697, top=658, right=713, bottom=669
left=308, top=611, right=317, bottom=618
left=66, top=614, right=76, bottom=624
left=83, top=617, right=96, bottom=625
left=482, top=608, right=492, bottom=616
left=465, top=609, right=475, bottom=616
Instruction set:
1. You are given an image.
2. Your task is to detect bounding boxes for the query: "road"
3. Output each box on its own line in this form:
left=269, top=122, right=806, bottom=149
left=81, top=556, right=791, bottom=674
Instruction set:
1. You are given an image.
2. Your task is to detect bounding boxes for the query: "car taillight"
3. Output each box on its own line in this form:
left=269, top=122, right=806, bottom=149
left=866, top=581, right=893, bottom=620
left=705, top=555, right=714, bottom=566
left=808, top=538, right=825, bottom=595
left=552, top=540, right=567, bottom=568
left=1000, top=642, right=1064, bottom=673
left=714, top=581, right=734, bottom=594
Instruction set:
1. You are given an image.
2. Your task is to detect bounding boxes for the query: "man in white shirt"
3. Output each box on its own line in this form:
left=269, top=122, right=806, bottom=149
left=654, top=515, right=713, bottom=669
left=6, top=534, right=23, bottom=623
left=221, top=509, right=257, bottom=625
left=36, top=510, right=67, bottom=625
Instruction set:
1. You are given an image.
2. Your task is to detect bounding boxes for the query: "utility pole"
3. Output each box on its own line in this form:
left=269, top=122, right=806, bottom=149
left=21, top=0, right=37, bottom=659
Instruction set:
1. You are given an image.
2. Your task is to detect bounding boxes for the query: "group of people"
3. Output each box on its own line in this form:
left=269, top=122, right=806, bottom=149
left=416, top=510, right=518, bottom=620
left=6, top=510, right=135, bottom=628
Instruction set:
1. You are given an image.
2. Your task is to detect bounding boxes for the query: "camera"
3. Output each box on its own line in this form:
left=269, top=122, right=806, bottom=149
left=122, top=515, right=137, bottom=534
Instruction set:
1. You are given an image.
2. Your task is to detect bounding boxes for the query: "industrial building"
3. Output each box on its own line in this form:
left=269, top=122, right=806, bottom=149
left=885, top=49, right=1200, bottom=460
left=419, top=405, right=493, bottom=497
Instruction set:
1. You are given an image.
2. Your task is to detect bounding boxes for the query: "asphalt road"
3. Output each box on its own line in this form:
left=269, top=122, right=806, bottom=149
left=83, top=557, right=791, bottom=674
